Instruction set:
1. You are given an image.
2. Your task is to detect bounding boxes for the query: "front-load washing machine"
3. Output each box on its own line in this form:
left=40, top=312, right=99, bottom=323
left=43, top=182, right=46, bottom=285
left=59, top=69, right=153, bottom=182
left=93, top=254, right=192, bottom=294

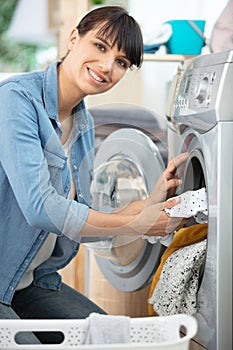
left=166, top=50, right=233, bottom=350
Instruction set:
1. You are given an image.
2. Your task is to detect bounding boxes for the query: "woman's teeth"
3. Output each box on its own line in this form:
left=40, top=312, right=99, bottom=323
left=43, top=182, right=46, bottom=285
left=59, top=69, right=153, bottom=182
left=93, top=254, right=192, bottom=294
left=89, top=69, right=104, bottom=82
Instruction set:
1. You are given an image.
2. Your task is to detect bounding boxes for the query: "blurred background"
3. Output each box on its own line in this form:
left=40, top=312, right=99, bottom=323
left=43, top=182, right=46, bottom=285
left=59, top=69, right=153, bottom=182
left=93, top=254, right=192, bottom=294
left=0, top=0, right=228, bottom=72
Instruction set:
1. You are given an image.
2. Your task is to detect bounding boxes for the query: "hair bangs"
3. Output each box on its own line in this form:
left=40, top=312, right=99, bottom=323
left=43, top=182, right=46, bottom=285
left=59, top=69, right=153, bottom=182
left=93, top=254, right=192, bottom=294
left=97, top=17, right=143, bottom=68
left=76, top=6, right=143, bottom=68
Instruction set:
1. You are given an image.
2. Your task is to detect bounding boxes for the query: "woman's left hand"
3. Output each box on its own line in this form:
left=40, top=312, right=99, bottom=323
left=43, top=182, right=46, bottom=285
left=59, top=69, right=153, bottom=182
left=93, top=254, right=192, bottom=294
left=148, top=152, right=189, bottom=205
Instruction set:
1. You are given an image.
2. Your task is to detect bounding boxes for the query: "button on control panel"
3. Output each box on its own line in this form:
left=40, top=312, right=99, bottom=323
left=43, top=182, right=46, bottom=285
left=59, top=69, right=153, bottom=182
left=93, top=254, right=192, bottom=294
left=195, top=76, right=209, bottom=104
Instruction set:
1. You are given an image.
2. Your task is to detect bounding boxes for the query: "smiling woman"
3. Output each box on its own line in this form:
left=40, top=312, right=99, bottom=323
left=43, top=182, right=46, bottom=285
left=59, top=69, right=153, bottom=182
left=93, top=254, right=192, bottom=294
left=0, top=5, right=189, bottom=345
left=58, top=6, right=144, bottom=118
left=76, top=6, right=143, bottom=68
left=59, top=27, right=131, bottom=101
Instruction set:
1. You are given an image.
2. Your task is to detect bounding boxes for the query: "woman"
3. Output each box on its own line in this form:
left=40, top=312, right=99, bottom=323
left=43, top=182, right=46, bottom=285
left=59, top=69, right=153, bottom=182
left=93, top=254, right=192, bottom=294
left=0, top=5, right=188, bottom=344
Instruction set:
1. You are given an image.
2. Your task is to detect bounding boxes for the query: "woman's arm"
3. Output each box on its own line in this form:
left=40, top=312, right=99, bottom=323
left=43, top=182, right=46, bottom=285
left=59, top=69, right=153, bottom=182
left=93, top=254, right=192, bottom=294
left=80, top=196, right=184, bottom=238
left=79, top=152, right=189, bottom=239
left=79, top=153, right=189, bottom=239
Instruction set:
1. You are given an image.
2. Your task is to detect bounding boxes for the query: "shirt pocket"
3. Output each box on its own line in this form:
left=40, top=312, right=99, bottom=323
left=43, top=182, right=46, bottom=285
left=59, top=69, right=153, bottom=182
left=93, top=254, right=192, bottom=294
left=43, top=149, right=67, bottom=185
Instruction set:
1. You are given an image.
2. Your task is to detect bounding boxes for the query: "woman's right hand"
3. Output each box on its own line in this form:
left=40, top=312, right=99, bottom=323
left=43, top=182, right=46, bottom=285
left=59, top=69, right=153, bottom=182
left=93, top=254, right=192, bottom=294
left=130, top=197, right=188, bottom=237
left=148, top=152, right=189, bottom=205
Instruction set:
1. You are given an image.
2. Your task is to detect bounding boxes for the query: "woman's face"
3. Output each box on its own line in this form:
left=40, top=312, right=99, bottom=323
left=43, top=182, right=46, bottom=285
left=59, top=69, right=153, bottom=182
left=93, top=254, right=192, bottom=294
left=63, top=26, right=131, bottom=99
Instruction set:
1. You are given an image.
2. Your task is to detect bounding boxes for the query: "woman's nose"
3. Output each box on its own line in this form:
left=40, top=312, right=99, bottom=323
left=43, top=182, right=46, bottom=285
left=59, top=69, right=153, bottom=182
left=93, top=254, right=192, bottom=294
left=98, top=56, right=114, bottom=72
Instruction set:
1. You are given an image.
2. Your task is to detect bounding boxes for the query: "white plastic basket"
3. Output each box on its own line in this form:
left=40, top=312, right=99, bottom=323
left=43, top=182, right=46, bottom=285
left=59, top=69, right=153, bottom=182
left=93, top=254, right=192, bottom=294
left=0, top=314, right=197, bottom=350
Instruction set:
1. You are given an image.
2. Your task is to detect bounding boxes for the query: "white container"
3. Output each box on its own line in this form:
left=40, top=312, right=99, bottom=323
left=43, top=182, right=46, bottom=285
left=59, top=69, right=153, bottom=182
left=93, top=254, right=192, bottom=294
left=0, top=314, right=197, bottom=350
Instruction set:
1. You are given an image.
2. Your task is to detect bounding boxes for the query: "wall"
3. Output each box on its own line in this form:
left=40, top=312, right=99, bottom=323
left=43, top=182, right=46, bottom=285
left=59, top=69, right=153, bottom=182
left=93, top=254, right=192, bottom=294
left=129, top=0, right=228, bottom=39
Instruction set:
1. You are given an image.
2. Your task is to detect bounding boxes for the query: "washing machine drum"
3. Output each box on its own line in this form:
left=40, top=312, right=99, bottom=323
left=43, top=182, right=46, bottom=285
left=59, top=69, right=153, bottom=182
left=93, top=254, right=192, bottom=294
left=86, top=128, right=166, bottom=292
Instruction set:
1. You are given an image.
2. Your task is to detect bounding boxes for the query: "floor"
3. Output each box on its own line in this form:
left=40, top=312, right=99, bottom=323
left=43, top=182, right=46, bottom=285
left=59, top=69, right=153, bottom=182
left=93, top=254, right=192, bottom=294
left=190, top=339, right=207, bottom=349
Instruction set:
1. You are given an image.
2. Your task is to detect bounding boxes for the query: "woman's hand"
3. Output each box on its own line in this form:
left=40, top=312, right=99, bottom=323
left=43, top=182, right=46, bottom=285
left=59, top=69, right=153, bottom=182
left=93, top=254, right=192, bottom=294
left=130, top=197, right=189, bottom=237
left=148, top=152, right=189, bottom=205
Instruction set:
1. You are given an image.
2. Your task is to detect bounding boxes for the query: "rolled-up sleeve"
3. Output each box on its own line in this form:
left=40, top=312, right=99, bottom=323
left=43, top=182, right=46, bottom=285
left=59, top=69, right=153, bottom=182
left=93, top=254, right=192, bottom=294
left=0, top=81, right=90, bottom=238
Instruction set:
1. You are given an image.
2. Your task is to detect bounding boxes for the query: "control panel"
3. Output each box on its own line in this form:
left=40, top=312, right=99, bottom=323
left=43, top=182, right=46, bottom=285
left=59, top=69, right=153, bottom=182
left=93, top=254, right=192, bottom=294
left=167, top=50, right=233, bottom=133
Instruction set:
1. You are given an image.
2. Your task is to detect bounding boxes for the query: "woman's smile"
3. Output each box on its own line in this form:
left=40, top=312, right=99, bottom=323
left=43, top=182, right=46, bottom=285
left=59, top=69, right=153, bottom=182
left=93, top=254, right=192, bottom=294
left=87, top=67, right=107, bottom=84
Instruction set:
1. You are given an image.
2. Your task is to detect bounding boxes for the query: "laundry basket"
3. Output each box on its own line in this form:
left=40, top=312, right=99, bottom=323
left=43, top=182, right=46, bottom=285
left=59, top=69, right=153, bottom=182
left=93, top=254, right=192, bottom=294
left=0, top=314, right=197, bottom=350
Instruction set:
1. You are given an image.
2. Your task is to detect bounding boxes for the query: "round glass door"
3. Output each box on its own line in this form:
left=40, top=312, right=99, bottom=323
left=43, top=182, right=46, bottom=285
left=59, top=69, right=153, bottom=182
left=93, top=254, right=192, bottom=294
left=85, top=128, right=166, bottom=291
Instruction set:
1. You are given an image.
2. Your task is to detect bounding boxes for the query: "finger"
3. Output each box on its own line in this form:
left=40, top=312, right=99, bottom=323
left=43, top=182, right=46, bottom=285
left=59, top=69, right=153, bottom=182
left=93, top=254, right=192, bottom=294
left=173, top=152, right=189, bottom=166
left=166, top=152, right=189, bottom=174
left=163, top=197, right=181, bottom=210
left=165, top=217, right=184, bottom=234
left=166, top=178, right=182, bottom=189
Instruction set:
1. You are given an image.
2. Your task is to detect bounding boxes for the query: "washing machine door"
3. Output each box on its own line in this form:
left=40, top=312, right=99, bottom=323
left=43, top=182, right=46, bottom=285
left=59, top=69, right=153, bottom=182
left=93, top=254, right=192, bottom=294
left=85, top=128, right=166, bottom=292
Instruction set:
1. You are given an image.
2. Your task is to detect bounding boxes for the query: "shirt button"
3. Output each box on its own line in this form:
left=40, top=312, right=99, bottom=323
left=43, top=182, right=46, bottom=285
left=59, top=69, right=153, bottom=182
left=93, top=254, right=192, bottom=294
left=79, top=123, right=86, bottom=130
left=73, top=165, right=78, bottom=170
left=79, top=193, right=83, bottom=199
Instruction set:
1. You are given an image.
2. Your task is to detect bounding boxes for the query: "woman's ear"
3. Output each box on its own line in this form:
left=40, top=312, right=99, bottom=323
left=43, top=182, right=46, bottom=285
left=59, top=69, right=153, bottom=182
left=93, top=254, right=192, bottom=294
left=68, top=28, right=79, bottom=51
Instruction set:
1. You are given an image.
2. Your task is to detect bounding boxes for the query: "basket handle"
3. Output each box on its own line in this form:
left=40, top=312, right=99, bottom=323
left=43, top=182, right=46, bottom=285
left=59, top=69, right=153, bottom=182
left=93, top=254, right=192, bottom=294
left=187, top=20, right=206, bottom=42
left=0, top=319, right=86, bottom=349
left=177, top=314, right=198, bottom=340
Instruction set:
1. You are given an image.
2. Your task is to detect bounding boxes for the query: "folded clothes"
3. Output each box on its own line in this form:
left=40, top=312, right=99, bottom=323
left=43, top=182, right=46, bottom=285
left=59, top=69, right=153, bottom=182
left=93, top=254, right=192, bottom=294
left=84, top=312, right=131, bottom=345
left=143, top=23, right=172, bottom=46
left=143, top=23, right=172, bottom=54
left=148, top=224, right=208, bottom=316
left=143, top=44, right=160, bottom=54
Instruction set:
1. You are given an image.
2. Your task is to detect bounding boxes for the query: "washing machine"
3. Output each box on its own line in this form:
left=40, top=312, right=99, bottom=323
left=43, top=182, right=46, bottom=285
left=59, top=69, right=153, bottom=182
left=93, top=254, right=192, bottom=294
left=166, top=50, right=233, bottom=350
left=85, top=50, right=232, bottom=349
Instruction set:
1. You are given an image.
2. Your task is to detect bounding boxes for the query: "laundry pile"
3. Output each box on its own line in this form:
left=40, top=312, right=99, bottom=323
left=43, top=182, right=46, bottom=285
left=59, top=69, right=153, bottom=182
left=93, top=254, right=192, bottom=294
left=148, top=223, right=207, bottom=316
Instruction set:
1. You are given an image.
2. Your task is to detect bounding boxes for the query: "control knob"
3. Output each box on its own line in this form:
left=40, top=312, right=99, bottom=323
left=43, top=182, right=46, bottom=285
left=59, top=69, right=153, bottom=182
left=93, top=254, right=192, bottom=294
left=195, top=76, right=209, bottom=103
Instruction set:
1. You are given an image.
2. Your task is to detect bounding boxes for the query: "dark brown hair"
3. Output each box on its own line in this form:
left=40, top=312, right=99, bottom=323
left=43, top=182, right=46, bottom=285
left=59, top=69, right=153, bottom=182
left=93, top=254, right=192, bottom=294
left=76, top=6, right=143, bottom=68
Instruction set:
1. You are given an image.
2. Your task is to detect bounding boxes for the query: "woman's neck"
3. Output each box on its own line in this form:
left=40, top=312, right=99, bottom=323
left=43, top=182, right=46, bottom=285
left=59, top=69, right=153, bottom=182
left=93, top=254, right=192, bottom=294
left=57, top=63, right=83, bottom=123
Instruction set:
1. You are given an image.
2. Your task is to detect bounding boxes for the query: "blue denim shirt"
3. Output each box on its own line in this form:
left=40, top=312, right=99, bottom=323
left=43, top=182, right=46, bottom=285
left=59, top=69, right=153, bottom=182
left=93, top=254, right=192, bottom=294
left=0, top=62, right=94, bottom=304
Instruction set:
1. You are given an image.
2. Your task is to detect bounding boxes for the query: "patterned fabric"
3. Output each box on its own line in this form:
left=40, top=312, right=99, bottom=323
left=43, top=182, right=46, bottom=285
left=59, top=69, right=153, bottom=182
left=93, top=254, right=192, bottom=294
left=149, top=239, right=206, bottom=316
left=165, top=187, right=208, bottom=223
left=148, top=224, right=208, bottom=316
left=142, top=232, right=174, bottom=246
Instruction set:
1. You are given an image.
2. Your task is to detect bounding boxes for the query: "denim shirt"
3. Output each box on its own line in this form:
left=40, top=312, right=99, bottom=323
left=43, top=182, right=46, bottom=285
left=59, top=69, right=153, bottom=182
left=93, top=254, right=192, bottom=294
left=0, top=62, right=94, bottom=304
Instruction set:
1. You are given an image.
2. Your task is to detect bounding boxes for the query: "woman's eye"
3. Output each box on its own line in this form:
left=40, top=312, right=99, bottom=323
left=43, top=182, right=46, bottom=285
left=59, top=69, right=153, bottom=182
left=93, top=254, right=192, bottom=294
left=116, top=59, right=128, bottom=69
left=95, top=43, right=105, bottom=52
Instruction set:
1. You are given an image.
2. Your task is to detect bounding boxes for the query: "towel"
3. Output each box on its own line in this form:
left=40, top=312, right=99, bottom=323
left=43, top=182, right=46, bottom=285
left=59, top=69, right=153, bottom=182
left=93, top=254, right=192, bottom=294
left=143, top=23, right=173, bottom=46
left=143, top=23, right=173, bottom=53
left=84, top=313, right=131, bottom=345
left=148, top=224, right=207, bottom=316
